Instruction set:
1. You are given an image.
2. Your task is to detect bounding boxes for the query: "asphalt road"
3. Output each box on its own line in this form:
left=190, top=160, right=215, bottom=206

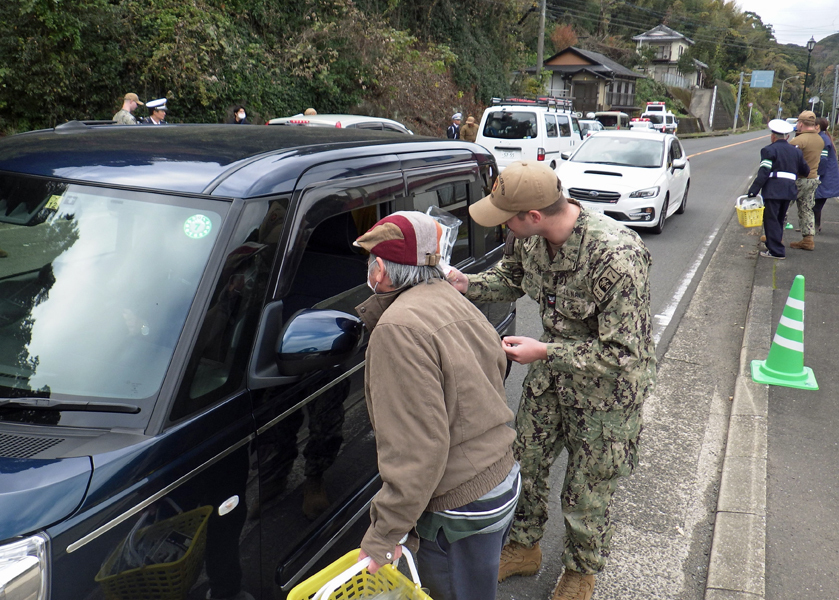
left=497, top=129, right=768, bottom=600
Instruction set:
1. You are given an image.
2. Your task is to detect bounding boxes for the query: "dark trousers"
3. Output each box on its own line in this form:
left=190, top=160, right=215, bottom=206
left=417, top=524, right=510, bottom=600
left=814, top=198, right=827, bottom=229
left=763, top=198, right=791, bottom=257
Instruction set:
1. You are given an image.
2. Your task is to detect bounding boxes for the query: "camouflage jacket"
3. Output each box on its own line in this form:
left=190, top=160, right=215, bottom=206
left=466, top=205, right=656, bottom=410
left=112, top=109, right=137, bottom=125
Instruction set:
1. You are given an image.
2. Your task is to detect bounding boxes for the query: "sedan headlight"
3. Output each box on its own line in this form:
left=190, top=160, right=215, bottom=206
left=0, top=534, right=49, bottom=600
left=629, top=186, right=660, bottom=199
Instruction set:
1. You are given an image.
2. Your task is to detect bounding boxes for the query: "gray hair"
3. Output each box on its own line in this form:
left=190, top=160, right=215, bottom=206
left=371, top=254, right=445, bottom=289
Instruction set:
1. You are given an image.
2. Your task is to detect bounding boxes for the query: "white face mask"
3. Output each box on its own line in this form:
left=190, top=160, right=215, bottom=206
left=237, top=111, right=246, bottom=120
left=367, top=261, right=380, bottom=294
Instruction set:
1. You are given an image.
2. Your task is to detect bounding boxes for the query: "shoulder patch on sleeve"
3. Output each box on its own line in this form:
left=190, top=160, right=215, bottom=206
left=594, top=265, right=624, bottom=303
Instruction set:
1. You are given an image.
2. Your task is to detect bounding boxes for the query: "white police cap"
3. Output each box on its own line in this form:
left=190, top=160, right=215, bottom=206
left=768, top=118, right=793, bottom=135
left=147, top=98, right=168, bottom=111
left=452, top=113, right=462, bottom=120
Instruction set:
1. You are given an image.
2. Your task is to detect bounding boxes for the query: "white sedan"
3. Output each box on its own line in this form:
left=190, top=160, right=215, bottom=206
left=557, top=131, right=690, bottom=234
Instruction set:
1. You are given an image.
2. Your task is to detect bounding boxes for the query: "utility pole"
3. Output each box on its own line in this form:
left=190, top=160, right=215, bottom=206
left=733, top=72, right=744, bottom=130
left=536, top=0, right=546, bottom=91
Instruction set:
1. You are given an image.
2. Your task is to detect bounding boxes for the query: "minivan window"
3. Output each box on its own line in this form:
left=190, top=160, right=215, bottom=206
left=0, top=175, right=227, bottom=406
left=411, top=181, right=470, bottom=266
left=482, top=111, right=538, bottom=140
left=571, top=117, right=581, bottom=136
left=557, top=115, right=571, bottom=137
left=545, top=115, right=558, bottom=138
left=171, top=199, right=286, bottom=420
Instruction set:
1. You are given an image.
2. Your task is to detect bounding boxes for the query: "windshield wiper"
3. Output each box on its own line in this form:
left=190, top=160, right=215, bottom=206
left=0, top=397, right=141, bottom=413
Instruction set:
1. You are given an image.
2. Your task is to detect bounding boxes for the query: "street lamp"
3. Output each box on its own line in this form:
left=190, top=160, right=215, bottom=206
left=777, top=75, right=800, bottom=119
left=800, top=36, right=816, bottom=112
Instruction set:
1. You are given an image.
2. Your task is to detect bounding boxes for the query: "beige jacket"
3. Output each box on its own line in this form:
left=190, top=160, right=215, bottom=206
left=355, top=279, right=515, bottom=565
left=791, top=131, right=824, bottom=179
left=460, top=122, right=479, bottom=143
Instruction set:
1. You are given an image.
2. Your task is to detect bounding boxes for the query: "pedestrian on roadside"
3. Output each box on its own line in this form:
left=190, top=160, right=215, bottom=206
left=815, top=117, right=839, bottom=233
left=112, top=93, right=144, bottom=125
left=447, top=113, right=462, bottom=139
left=789, top=110, right=824, bottom=250
left=354, top=211, right=519, bottom=600
left=460, top=116, right=479, bottom=143
left=749, top=119, right=810, bottom=260
left=141, top=98, right=168, bottom=125
left=445, top=161, right=656, bottom=600
left=228, top=105, right=250, bottom=124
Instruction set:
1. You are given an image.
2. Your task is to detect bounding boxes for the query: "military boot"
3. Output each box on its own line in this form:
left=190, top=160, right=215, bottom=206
left=550, top=569, right=596, bottom=600
left=498, top=541, right=542, bottom=582
left=790, top=235, right=814, bottom=250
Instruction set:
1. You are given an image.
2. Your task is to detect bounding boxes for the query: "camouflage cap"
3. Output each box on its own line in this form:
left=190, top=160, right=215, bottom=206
left=469, top=161, right=561, bottom=227
left=124, top=93, right=144, bottom=106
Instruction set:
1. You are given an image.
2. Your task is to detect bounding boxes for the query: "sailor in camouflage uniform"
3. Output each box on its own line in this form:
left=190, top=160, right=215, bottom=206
left=112, top=92, right=144, bottom=125
left=446, top=161, right=656, bottom=600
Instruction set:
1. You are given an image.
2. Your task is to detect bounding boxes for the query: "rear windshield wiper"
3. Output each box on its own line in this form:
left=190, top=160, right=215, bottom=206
left=0, top=397, right=140, bottom=413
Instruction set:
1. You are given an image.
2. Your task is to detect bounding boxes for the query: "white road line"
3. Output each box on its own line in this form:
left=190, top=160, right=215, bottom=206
left=653, top=172, right=756, bottom=346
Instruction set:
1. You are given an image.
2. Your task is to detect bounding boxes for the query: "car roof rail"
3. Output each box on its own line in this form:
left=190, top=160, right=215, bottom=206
left=55, top=120, right=117, bottom=130
left=490, top=96, right=574, bottom=112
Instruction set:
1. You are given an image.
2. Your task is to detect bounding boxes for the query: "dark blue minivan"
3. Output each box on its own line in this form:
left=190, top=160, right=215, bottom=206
left=0, top=123, right=515, bottom=600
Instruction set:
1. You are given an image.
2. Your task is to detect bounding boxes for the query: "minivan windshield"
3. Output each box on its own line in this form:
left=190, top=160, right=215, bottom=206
left=0, top=175, right=228, bottom=405
left=571, top=136, right=664, bottom=168
left=482, top=111, right=538, bottom=139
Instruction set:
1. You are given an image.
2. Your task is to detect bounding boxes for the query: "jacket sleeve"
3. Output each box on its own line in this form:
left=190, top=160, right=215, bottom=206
left=465, top=240, right=527, bottom=303
left=361, top=325, right=449, bottom=567
left=818, top=145, right=829, bottom=179
left=545, top=252, right=653, bottom=383
left=748, top=146, right=773, bottom=196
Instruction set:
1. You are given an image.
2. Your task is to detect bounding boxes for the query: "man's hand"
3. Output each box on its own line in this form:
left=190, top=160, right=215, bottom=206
left=445, top=266, right=469, bottom=294
left=502, top=336, right=548, bottom=364
left=358, top=546, right=402, bottom=574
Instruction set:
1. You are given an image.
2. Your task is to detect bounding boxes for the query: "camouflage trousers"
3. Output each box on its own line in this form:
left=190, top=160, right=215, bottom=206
left=795, top=177, right=820, bottom=236
left=508, top=385, right=643, bottom=574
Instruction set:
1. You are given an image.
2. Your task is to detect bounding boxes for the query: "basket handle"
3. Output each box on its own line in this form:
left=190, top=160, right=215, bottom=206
left=736, top=194, right=762, bottom=207
left=312, top=546, right=421, bottom=600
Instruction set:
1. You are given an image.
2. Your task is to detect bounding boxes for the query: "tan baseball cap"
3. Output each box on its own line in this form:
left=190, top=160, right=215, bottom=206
left=124, top=93, right=144, bottom=106
left=797, top=110, right=816, bottom=125
left=469, top=161, right=561, bottom=227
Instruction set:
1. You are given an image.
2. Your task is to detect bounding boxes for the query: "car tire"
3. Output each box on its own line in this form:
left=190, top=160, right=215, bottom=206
left=676, top=182, right=689, bottom=214
left=651, top=193, right=669, bottom=234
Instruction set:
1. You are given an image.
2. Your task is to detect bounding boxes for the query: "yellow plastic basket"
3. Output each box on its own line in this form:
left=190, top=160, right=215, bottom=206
left=288, top=549, right=432, bottom=600
left=735, top=195, right=765, bottom=228
left=95, top=505, right=213, bottom=600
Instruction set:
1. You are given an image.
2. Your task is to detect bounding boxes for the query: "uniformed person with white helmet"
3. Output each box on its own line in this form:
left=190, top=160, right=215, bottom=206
left=748, top=119, right=810, bottom=259
left=142, top=98, right=168, bottom=125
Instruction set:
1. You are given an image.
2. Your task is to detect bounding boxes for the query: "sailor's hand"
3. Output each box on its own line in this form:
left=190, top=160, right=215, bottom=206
left=445, top=267, right=469, bottom=294
left=502, top=336, right=548, bottom=364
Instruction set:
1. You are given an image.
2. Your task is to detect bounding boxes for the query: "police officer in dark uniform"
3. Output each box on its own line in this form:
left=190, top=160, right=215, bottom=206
left=748, top=119, right=810, bottom=259
left=141, top=98, right=168, bottom=124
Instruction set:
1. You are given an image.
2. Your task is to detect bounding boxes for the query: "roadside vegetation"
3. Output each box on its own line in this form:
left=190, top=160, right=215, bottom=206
left=0, top=0, right=836, bottom=135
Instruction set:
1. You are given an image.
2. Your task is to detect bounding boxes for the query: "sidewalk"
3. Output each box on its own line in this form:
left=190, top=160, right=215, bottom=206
left=705, top=201, right=839, bottom=599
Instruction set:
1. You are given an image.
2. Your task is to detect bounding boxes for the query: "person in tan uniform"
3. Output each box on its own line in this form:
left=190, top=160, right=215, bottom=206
left=789, top=110, right=824, bottom=250
left=460, top=116, right=479, bottom=143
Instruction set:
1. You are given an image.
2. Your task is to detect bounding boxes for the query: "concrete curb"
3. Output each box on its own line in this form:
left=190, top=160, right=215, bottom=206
left=705, top=281, right=773, bottom=599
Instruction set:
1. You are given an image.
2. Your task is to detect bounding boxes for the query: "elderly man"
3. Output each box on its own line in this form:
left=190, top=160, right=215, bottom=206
left=446, top=161, right=656, bottom=600
left=789, top=110, right=824, bottom=250
left=748, top=119, right=810, bottom=259
left=112, top=93, right=144, bottom=125
left=354, top=211, right=519, bottom=600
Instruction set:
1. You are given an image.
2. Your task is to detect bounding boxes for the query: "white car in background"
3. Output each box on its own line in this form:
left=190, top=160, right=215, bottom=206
left=557, top=131, right=690, bottom=234
left=579, top=119, right=605, bottom=138
left=267, top=114, right=414, bottom=134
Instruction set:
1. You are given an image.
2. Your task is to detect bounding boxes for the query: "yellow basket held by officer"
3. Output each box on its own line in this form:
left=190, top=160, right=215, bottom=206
left=735, top=194, right=764, bottom=228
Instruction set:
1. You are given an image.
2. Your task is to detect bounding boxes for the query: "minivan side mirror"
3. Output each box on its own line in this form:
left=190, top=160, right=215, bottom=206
left=672, top=157, right=687, bottom=170
left=561, top=151, right=573, bottom=161
left=276, top=309, right=363, bottom=376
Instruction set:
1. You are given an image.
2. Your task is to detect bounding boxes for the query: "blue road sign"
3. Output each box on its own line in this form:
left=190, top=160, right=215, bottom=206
left=750, top=70, right=775, bottom=88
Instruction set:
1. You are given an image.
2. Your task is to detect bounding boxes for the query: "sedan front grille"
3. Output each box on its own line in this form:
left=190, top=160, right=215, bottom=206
left=568, top=188, right=621, bottom=203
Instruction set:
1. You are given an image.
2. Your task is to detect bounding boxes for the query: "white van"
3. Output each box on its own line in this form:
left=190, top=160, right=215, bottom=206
left=475, top=97, right=583, bottom=170
left=641, top=102, right=678, bottom=134
left=594, top=111, right=630, bottom=130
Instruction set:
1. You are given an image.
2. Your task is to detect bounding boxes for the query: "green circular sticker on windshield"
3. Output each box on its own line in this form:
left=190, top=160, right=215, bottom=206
left=184, top=214, right=212, bottom=239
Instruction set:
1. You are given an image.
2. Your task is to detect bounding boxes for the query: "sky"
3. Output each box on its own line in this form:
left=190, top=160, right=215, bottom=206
left=734, top=0, right=839, bottom=46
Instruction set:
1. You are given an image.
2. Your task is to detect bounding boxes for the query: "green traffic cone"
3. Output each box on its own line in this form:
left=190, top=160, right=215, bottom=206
left=751, top=274, right=818, bottom=390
